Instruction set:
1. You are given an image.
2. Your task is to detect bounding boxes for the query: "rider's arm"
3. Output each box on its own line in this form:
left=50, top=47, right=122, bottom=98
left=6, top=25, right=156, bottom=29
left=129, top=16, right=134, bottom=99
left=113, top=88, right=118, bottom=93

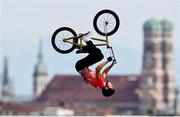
left=102, top=61, right=114, bottom=78
left=95, top=60, right=109, bottom=76
left=95, top=57, right=113, bottom=77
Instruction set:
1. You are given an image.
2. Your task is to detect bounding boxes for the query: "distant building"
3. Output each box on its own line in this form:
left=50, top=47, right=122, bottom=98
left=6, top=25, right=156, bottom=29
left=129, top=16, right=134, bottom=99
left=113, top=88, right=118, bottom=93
left=0, top=57, right=14, bottom=101
left=33, top=39, right=48, bottom=98
left=37, top=75, right=141, bottom=115
left=0, top=102, right=74, bottom=116
left=139, top=19, right=175, bottom=114
left=0, top=80, right=2, bottom=98
left=29, top=107, right=74, bottom=116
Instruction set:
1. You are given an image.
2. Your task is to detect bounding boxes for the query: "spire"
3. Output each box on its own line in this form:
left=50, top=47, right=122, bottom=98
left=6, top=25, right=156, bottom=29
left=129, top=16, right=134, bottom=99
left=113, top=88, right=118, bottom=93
left=38, top=38, right=43, bottom=63
left=2, top=56, right=14, bottom=98
left=33, top=38, right=48, bottom=97
left=3, top=56, right=9, bottom=85
left=34, top=38, right=47, bottom=76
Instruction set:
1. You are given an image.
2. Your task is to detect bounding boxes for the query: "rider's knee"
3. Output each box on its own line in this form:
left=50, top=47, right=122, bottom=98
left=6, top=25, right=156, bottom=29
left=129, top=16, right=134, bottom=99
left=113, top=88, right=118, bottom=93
left=96, top=50, right=104, bottom=61
left=75, top=61, right=82, bottom=72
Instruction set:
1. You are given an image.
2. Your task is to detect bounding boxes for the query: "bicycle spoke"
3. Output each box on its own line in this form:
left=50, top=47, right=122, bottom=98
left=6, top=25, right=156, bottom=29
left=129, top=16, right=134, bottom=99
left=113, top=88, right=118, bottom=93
left=64, top=42, right=70, bottom=49
left=58, top=41, right=64, bottom=47
left=108, top=24, right=113, bottom=28
left=105, top=13, right=110, bottom=22
left=57, top=41, right=64, bottom=49
left=108, top=21, right=113, bottom=25
left=60, top=41, right=71, bottom=50
left=62, top=32, right=66, bottom=39
left=61, top=43, right=66, bottom=50
left=100, top=19, right=105, bottom=24
left=107, top=16, right=115, bottom=32
left=59, top=36, right=64, bottom=40
left=103, top=16, right=107, bottom=22
left=64, top=31, right=69, bottom=38
left=98, top=20, right=104, bottom=26
left=98, top=23, right=105, bottom=32
left=62, top=43, right=66, bottom=50
left=106, top=17, right=112, bottom=23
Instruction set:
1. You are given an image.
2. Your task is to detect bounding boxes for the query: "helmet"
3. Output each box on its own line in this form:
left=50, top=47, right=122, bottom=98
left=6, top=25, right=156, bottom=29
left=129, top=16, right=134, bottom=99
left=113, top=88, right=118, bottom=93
left=102, top=80, right=115, bottom=97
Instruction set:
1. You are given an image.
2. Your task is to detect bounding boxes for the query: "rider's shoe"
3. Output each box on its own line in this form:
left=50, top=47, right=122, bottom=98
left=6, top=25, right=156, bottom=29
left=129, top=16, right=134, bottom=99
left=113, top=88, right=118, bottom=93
left=76, top=49, right=87, bottom=54
left=80, top=31, right=91, bottom=42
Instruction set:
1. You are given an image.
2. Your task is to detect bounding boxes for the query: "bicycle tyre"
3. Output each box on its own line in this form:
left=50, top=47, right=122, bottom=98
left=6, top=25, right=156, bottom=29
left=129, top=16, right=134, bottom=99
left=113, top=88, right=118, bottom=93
left=93, top=9, right=120, bottom=36
left=51, top=27, right=78, bottom=54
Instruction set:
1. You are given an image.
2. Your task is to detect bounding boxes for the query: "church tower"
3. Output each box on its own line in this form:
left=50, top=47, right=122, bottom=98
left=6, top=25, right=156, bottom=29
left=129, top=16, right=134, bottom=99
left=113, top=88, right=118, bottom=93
left=33, top=39, right=48, bottom=98
left=141, top=19, right=164, bottom=113
left=2, top=57, right=14, bottom=100
left=161, top=20, right=175, bottom=108
left=140, top=19, right=175, bottom=113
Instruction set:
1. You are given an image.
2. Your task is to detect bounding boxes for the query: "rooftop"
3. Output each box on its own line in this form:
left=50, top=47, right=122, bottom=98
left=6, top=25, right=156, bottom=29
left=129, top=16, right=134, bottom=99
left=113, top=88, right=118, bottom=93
left=37, top=75, right=141, bottom=104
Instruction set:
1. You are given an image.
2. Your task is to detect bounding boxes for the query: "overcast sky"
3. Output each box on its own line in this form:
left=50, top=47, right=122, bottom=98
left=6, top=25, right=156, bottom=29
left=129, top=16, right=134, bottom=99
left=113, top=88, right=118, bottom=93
left=0, top=0, right=180, bottom=96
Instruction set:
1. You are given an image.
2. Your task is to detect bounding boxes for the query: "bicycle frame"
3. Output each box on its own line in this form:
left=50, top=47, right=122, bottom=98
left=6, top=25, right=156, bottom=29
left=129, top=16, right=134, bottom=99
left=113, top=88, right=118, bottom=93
left=63, top=34, right=117, bottom=62
left=63, top=35, right=110, bottom=49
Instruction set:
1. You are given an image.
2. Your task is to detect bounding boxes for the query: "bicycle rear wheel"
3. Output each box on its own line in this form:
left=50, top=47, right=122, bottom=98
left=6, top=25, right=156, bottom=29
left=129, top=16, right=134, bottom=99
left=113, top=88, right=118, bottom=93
left=93, top=9, right=120, bottom=36
left=51, top=27, right=78, bottom=54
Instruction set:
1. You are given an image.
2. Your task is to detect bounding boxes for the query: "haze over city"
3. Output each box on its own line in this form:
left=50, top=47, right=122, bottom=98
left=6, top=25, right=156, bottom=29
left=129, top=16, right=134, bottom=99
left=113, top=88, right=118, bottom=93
left=0, top=0, right=180, bottom=97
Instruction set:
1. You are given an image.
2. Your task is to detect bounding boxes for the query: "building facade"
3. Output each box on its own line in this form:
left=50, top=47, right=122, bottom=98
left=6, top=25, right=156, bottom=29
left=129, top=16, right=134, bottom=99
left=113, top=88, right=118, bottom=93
left=140, top=19, right=175, bottom=114
left=37, top=75, right=141, bottom=115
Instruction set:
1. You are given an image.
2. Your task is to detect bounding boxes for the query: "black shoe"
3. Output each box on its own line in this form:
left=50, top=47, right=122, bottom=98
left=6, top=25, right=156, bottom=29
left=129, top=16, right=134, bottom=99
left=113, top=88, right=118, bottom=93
left=76, top=49, right=87, bottom=54
left=77, top=31, right=91, bottom=39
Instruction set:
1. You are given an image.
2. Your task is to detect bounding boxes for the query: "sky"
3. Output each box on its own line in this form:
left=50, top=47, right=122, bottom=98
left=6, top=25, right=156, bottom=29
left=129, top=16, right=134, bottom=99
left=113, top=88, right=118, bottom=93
left=0, top=0, right=180, bottom=96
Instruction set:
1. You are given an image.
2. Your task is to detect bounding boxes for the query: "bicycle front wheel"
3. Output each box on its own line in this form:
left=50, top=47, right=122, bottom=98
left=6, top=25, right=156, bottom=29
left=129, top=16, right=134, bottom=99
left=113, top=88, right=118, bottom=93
left=93, top=9, right=120, bottom=36
left=51, top=27, right=78, bottom=54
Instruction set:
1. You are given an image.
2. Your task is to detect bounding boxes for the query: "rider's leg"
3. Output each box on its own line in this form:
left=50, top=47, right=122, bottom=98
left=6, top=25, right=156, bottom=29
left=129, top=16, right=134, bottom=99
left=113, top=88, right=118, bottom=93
left=76, top=32, right=93, bottom=53
left=102, top=62, right=114, bottom=78
left=75, top=41, right=104, bottom=72
left=80, top=41, right=97, bottom=53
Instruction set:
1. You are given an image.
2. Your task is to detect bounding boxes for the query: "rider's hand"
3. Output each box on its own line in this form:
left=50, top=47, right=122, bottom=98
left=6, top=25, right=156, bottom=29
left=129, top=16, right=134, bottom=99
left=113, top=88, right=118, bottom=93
left=107, top=56, right=113, bottom=62
left=113, top=60, right=117, bottom=64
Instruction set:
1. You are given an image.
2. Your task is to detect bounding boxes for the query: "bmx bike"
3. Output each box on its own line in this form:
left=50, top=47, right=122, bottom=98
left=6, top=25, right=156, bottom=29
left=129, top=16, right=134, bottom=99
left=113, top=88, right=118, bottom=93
left=51, top=9, right=120, bottom=61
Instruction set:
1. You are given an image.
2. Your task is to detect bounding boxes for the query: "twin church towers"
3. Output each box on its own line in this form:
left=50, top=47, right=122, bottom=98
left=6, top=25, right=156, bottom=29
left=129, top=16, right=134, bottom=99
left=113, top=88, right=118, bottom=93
left=141, top=19, right=175, bottom=112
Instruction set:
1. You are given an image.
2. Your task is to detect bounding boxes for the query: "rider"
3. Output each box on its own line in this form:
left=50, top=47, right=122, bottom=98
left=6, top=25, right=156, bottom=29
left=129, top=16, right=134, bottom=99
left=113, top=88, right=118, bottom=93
left=75, top=32, right=116, bottom=97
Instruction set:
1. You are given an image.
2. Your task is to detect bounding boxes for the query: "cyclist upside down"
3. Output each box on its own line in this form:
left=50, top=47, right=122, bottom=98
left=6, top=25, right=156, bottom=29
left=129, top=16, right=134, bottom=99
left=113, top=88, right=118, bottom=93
left=75, top=32, right=116, bottom=97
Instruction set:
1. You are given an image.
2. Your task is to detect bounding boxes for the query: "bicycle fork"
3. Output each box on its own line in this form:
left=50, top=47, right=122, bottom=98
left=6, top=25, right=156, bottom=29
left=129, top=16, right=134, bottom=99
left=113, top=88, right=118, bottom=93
left=109, top=47, right=117, bottom=64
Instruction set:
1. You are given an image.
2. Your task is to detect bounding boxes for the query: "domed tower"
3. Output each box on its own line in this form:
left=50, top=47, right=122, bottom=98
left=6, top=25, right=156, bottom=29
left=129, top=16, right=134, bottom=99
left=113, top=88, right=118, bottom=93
left=161, top=20, right=175, bottom=108
left=140, top=19, right=176, bottom=113
left=141, top=19, right=165, bottom=113
left=33, top=39, right=48, bottom=98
